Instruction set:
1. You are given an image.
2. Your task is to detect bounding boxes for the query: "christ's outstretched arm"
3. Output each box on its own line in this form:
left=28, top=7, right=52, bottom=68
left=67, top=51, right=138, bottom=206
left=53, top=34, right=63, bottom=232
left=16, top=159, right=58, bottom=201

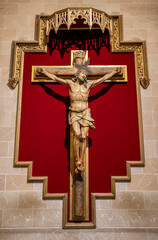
left=89, top=67, right=121, bottom=88
left=36, top=67, right=69, bottom=86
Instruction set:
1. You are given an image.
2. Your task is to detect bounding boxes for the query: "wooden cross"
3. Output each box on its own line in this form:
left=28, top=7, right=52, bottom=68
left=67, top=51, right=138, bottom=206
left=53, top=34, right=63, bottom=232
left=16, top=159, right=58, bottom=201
left=31, top=50, right=127, bottom=222
left=32, top=50, right=127, bottom=83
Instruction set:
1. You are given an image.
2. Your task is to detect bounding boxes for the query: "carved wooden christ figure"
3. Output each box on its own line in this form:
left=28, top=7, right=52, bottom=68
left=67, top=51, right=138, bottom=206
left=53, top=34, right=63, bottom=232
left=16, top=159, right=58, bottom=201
left=37, top=53, right=120, bottom=174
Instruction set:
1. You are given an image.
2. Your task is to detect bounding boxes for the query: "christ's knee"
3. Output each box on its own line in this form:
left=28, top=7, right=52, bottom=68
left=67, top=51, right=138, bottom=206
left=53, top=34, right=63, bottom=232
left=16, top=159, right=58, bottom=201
left=80, top=134, right=87, bottom=141
left=74, top=130, right=80, bottom=139
left=72, top=123, right=80, bottom=139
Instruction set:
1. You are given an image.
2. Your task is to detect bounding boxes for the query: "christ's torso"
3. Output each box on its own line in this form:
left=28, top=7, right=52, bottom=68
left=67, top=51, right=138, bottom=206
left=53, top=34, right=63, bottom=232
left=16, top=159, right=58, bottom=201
left=69, top=81, right=90, bottom=110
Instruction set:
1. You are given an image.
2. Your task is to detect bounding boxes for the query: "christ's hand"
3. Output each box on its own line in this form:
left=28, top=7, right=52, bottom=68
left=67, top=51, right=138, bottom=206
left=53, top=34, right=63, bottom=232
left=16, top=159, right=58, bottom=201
left=115, top=67, right=122, bottom=74
left=36, top=67, right=44, bottom=74
left=36, top=67, right=68, bottom=85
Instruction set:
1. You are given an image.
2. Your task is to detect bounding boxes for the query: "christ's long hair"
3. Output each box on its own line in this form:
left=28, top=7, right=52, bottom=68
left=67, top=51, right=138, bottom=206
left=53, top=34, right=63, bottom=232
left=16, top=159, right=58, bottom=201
left=72, top=59, right=92, bottom=88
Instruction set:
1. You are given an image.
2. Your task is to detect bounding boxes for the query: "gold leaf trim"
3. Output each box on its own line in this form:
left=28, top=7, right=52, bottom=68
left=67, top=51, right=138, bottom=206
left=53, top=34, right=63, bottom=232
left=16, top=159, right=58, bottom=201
left=112, top=16, right=150, bottom=89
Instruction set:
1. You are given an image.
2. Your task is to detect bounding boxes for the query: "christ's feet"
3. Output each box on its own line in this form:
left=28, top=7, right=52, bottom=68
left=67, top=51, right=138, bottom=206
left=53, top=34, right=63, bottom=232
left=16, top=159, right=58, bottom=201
left=75, top=161, right=85, bottom=173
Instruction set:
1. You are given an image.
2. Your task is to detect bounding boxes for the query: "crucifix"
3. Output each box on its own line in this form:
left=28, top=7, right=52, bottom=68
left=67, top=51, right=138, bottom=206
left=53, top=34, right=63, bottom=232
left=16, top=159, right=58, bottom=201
left=32, top=50, right=127, bottom=221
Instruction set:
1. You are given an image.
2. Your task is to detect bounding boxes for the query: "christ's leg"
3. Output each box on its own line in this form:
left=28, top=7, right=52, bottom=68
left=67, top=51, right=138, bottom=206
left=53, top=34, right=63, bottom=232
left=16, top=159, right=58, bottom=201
left=79, top=108, right=91, bottom=170
left=80, top=126, right=88, bottom=171
left=72, top=122, right=83, bottom=173
left=74, top=136, right=80, bottom=166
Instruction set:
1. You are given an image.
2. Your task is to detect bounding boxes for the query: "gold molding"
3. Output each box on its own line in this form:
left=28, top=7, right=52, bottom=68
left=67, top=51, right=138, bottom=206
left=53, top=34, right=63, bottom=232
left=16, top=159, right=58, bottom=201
left=9, top=8, right=147, bottom=229
left=111, top=15, right=150, bottom=89
left=8, top=17, right=47, bottom=89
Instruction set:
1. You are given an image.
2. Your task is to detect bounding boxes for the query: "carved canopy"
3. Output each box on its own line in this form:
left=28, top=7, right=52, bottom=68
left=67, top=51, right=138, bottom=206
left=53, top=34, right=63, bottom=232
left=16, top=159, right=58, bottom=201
left=46, top=8, right=112, bottom=34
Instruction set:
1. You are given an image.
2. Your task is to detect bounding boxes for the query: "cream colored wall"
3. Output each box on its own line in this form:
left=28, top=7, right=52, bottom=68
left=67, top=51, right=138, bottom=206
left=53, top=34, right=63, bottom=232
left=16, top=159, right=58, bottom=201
left=0, top=0, right=158, bottom=239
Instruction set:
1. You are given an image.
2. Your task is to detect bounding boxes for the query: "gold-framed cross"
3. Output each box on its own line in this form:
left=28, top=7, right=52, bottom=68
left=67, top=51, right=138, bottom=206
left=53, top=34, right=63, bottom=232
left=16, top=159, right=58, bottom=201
left=31, top=50, right=127, bottom=222
left=32, top=50, right=127, bottom=83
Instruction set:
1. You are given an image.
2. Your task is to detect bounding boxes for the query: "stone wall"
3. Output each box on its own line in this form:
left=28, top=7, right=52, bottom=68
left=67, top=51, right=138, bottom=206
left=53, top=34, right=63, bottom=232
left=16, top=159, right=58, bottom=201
left=0, top=0, right=158, bottom=239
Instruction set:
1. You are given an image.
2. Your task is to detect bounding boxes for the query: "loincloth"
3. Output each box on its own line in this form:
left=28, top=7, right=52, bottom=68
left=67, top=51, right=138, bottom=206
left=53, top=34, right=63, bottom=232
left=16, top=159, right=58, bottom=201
left=68, top=107, right=95, bottom=129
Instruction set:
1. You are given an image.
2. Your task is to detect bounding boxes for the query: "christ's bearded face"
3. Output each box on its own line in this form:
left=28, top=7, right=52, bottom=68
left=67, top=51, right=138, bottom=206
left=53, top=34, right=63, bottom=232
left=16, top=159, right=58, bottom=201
left=77, top=70, right=87, bottom=83
left=72, top=68, right=88, bottom=87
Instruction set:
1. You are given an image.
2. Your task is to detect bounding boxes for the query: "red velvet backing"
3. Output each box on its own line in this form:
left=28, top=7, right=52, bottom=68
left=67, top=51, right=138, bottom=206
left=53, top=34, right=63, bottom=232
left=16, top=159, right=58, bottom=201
left=19, top=35, right=140, bottom=221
